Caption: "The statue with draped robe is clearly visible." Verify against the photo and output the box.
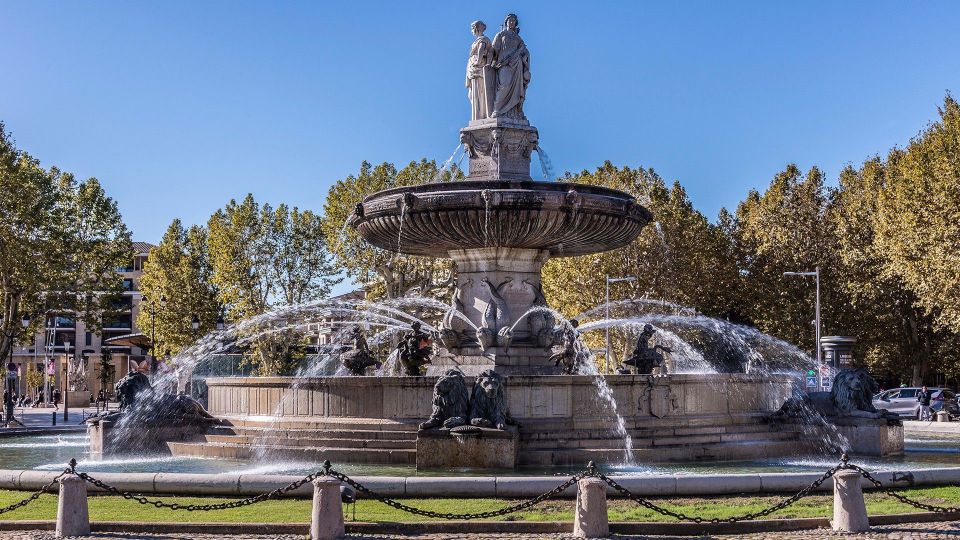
[490,14,530,120]
[466,20,495,121]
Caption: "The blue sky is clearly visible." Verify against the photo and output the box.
[4,1,960,292]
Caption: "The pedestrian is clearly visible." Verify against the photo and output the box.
[917,386,933,421]
[52,388,61,410]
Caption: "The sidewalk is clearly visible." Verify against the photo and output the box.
[1,404,102,434]
[905,419,960,435]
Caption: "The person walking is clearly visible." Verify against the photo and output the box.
[917,386,933,421]
[52,388,61,410]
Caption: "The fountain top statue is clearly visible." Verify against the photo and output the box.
[468,13,530,122]
[349,15,652,374]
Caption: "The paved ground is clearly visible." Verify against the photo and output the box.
[2,521,960,539]
[2,404,101,429]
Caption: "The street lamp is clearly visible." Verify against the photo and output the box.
[215,313,225,331]
[191,315,200,332]
[605,275,637,374]
[783,267,821,366]
[141,295,166,375]
[63,340,71,422]
[2,313,30,427]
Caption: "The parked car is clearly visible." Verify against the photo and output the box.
[872,387,959,419]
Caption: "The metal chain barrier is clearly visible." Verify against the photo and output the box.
[842,458,960,515]
[594,461,844,523]
[324,461,590,520]
[0,469,69,515]
[68,458,324,511]
[6,454,957,521]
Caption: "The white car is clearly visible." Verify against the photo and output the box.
[872,387,958,419]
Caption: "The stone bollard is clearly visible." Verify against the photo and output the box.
[832,469,870,533]
[310,478,345,540]
[573,477,609,538]
[56,475,90,537]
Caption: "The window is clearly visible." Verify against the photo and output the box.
[122,279,134,291]
[885,390,900,400]
[899,389,918,398]
[85,332,92,346]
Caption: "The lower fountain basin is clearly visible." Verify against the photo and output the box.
[182,374,827,466]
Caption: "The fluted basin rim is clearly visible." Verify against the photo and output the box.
[348,180,653,258]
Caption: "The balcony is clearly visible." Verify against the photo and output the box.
[102,315,132,330]
[45,316,76,329]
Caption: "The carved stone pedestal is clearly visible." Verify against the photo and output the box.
[416,426,519,470]
[460,117,539,181]
[88,419,209,458]
[828,417,904,457]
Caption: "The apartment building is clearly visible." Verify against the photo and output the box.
[9,242,155,403]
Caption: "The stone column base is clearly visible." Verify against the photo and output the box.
[416,426,518,470]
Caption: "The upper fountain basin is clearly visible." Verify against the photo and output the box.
[349,180,653,258]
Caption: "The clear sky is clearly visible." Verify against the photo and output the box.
[4,1,960,294]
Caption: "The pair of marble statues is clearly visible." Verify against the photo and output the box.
[466,13,531,121]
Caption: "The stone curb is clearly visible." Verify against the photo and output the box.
[4,467,960,497]
[0,512,958,535]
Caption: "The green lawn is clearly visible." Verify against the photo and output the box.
[0,487,958,523]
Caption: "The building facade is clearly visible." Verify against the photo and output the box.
[9,242,155,404]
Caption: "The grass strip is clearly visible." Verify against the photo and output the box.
[0,486,959,523]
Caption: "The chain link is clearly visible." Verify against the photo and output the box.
[0,469,68,515]
[326,468,589,520]
[36,455,960,521]
[843,463,960,514]
[70,459,323,511]
[594,463,843,523]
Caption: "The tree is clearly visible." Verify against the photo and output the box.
[874,96,960,334]
[729,164,845,353]
[207,195,342,375]
[0,123,131,362]
[540,163,739,362]
[321,160,461,299]
[542,163,737,318]
[831,160,942,385]
[137,220,220,357]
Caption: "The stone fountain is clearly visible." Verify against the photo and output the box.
[348,15,650,376]
[155,14,903,469]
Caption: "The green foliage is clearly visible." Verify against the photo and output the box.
[541,163,738,360]
[321,160,461,299]
[23,368,43,394]
[874,95,960,334]
[0,123,131,361]
[137,220,220,357]
[206,194,341,375]
[729,164,844,352]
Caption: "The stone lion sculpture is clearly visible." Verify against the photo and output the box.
[91,371,218,426]
[469,369,510,430]
[775,367,898,420]
[419,369,470,429]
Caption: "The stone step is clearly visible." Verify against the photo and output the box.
[520,422,796,442]
[167,441,416,465]
[220,417,420,432]
[203,434,416,449]
[518,439,810,466]
[213,426,418,441]
[520,429,799,450]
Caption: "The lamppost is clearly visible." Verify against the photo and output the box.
[141,295,166,375]
[605,275,637,374]
[215,313,225,331]
[62,340,71,422]
[783,267,822,366]
[2,313,30,427]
